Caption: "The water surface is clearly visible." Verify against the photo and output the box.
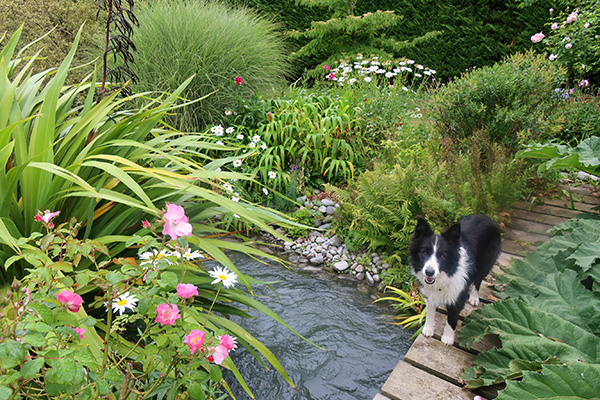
[220,252,414,400]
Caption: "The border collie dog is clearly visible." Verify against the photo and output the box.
[410,214,501,346]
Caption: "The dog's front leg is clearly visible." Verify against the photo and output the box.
[422,296,436,337]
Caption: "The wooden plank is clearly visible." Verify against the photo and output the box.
[503,228,548,245]
[512,200,584,219]
[505,218,553,236]
[501,238,537,257]
[381,361,475,400]
[541,197,599,214]
[509,208,568,226]
[497,251,522,268]
[431,311,500,354]
[373,394,391,400]
[405,335,476,386]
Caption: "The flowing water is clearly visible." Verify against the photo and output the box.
[219,252,414,400]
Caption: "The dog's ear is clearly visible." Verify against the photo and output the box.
[414,218,434,237]
[441,222,461,243]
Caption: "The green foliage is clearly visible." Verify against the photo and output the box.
[375,285,425,331]
[459,215,600,396]
[429,51,568,152]
[284,207,320,239]
[0,1,104,84]
[556,90,600,144]
[132,0,289,130]
[517,135,600,176]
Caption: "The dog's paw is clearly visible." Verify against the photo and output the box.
[441,331,455,346]
[468,293,480,307]
[422,325,435,337]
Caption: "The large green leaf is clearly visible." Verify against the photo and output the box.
[497,362,600,400]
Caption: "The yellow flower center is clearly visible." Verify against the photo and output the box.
[117,299,127,306]
[219,275,228,280]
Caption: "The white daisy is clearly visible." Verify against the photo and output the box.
[139,249,175,267]
[211,125,224,136]
[224,110,232,116]
[249,142,256,148]
[236,134,244,140]
[364,77,372,83]
[216,140,224,146]
[178,248,204,260]
[262,188,269,196]
[268,171,277,179]
[226,127,235,134]
[209,266,238,288]
[252,135,261,143]
[231,196,240,202]
[223,183,233,192]
[112,292,138,315]
[260,143,267,150]
[233,159,243,168]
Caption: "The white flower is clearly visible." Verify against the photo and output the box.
[209,266,238,288]
[385,72,395,78]
[231,196,240,202]
[223,183,233,192]
[236,134,244,140]
[402,86,409,91]
[249,142,256,148]
[364,77,372,83]
[233,159,243,168]
[211,125,224,136]
[139,249,175,267]
[268,171,277,179]
[252,135,261,143]
[262,188,269,196]
[348,78,357,85]
[181,249,204,260]
[260,143,267,150]
[216,140,224,146]
[224,110,232,116]
[226,127,235,134]
[111,292,138,315]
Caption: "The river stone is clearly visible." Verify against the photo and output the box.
[355,265,364,273]
[373,274,381,283]
[323,215,335,223]
[318,205,327,214]
[315,236,326,244]
[326,206,337,215]
[288,255,300,263]
[319,223,331,230]
[322,198,335,207]
[332,260,350,272]
[326,235,341,247]
[356,272,365,281]
[310,254,324,265]
[366,273,375,286]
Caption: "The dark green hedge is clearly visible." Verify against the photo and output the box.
[227,0,555,81]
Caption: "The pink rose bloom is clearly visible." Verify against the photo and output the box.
[530,32,545,43]
[234,76,244,86]
[55,290,83,312]
[212,345,229,365]
[549,54,557,61]
[155,303,181,326]
[219,334,237,351]
[184,329,206,354]
[162,203,193,240]
[565,42,573,49]
[74,327,86,340]
[177,283,199,299]
[584,22,590,28]
[551,23,559,30]
[566,11,578,23]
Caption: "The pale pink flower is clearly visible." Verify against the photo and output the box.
[584,22,590,28]
[579,79,589,87]
[177,283,199,299]
[24,288,30,306]
[551,23,559,30]
[212,345,229,365]
[530,32,545,43]
[55,290,83,313]
[73,327,86,340]
[565,43,573,49]
[36,210,60,224]
[142,220,151,229]
[566,11,578,24]
[184,329,206,354]
[549,54,558,61]
[162,203,193,240]
[234,76,244,86]
[155,303,181,326]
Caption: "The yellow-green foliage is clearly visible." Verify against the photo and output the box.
[0,0,105,83]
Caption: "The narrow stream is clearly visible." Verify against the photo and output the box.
[219,252,414,400]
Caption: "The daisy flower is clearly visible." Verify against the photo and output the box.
[139,249,175,267]
[231,196,240,202]
[268,171,277,179]
[215,141,224,146]
[211,125,224,136]
[249,142,256,148]
[226,127,235,134]
[179,249,205,260]
[209,266,238,288]
[252,135,261,143]
[262,188,269,196]
[112,292,138,315]
[233,159,243,168]
[364,77,372,83]
[224,110,232,116]
[260,143,267,150]
[223,183,233,192]
[236,134,244,140]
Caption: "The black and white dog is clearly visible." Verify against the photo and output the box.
[409,214,501,345]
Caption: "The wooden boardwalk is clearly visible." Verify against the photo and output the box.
[374,182,600,400]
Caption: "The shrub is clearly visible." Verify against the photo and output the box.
[428,51,568,152]
[132,0,289,130]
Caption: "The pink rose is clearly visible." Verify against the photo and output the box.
[212,345,229,365]
[155,304,181,326]
[219,334,237,351]
[549,54,557,61]
[234,76,244,86]
[551,23,559,30]
[530,32,545,43]
[55,290,83,313]
[162,203,193,240]
[566,11,578,23]
[184,329,206,354]
[565,43,573,49]
[584,22,590,28]
[177,283,199,299]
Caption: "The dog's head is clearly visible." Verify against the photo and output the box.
[409,218,461,285]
